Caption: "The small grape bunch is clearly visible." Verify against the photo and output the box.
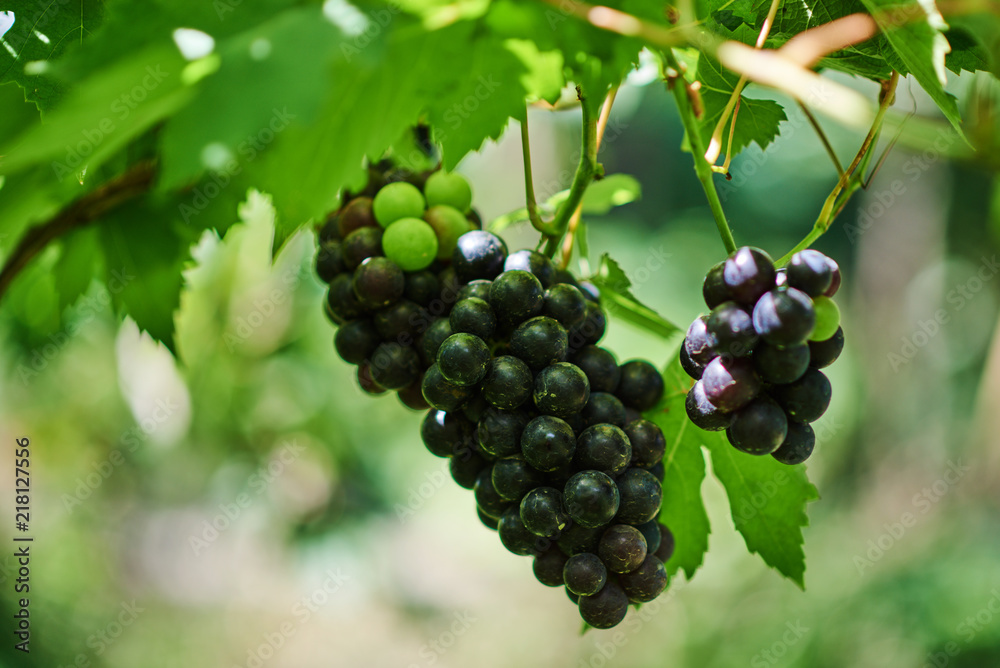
[682,247,844,465]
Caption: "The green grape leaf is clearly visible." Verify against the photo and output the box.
[52,228,102,312]
[647,358,711,582]
[944,25,994,75]
[589,254,680,339]
[503,38,565,104]
[0,0,106,110]
[704,420,819,588]
[97,196,196,352]
[857,0,965,137]
[580,174,641,214]
[675,49,787,160]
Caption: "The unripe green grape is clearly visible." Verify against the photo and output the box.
[373,182,425,227]
[424,205,473,260]
[424,171,473,212]
[382,217,438,271]
[809,296,841,341]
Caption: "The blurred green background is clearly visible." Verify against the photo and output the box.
[2,68,1000,668]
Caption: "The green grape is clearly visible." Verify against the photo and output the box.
[424,171,473,212]
[382,217,438,271]
[423,205,473,260]
[809,296,841,341]
[373,182,426,227]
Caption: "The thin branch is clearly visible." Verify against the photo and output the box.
[776,71,899,265]
[0,161,157,300]
[800,102,845,178]
[665,51,737,255]
[560,86,618,269]
[521,110,550,234]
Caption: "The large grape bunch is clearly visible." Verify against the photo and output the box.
[682,246,844,463]
[316,162,674,629]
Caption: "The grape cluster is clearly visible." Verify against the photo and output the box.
[682,247,844,464]
[317,164,674,629]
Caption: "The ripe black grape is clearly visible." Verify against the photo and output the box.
[316,241,345,283]
[403,270,441,307]
[752,340,810,384]
[615,468,662,525]
[654,525,675,562]
[771,420,816,465]
[582,392,627,428]
[419,318,452,365]
[557,522,603,556]
[615,360,665,411]
[374,299,424,341]
[342,226,384,269]
[498,506,541,556]
[398,378,430,411]
[619,555,668,603]
[726,396,788,455]
[578,580,629,629]
[685,380,735,432]
[492,456,546,502]
[752,288,816,346]
[334,319,379,364]
[568,301,607,348]
[354,256,405,308]
[456,279,492,302]
[574,424,632,476]
[489,270,544,326]
[520,486,570,537]
[338,196,377,237]
[679,341,706,380]
[481,356,532,410]
[533,547,568,587]
[534,362,591,418]
[450,450,489,489]
[564,470,620,529]
[787,249,834,297]
[437,333,491,386]
[624,419,666,469]
[504,249,556,288]
[452,230,508,282]
[369,342,420,390]
[636,519,662,554]
[326,274,367,323]
[598,524,647,573]
[521,415,576,472]
[474,467,510,519]
[420,409,473,458]
[450,297,496,340]
[510,316,568,371]
[543,283,587,329]
[707,301,758,357]
[702,260,729,308]
[808,326,844,368]
[684,316,718,367]
[421,363,474,412]
[723,246,776,306]
[701,356,760,412]
[477,408,529,459]
[563,553,607,596]
[770,368,831,423]
[571,345,621,393]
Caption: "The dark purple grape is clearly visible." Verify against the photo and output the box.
[457,279,492,302]
[374,299,425,341]
[356,361,386,395]
[707,301,758,357]
[636,519,662,554]
[334,319,379,364]
[450,297,496,340]
[521,416,576,472]
[564,470,620,529]
[726,396,788,455]
[752,341,810,384]
[703,260,730,309]
[490,270,544,326]
[654,525,675,562]
[498,506,541,556]
[481,356,532,410]
[615,468,662,525]
[684,316,718,366]
[520,486,570,537]
[567,301,607,348]
[771,421,816,465]
[478,507,499,530]
[769,368,831,423]
[824,257,842,297]
[504,249,556,288]
[543,283,587,329]
[808,326,844,368]
[421,409,474,458]
[578,580,628,629]
[338,196,377,237]
[533,547,568,587]
[326,274,367,323]
[563,553,607,596]
[787,249,833,297]
[369,342,420,390]
[492,456,546,502]
[557,522,603,556]
[316,241,345,283]
[353,257,404,308]
[398,378,430,411]
[452,230,508,282]
[679,343,706,380]
[571,346,621,393]
[615,360,664,411]
[404,271,441,307]
[685,380,735,431]
[752,288,816,346]
[534,362,591,418]
[437,333,490,386]
[723,246,777,306]
[574,424,632,476]
[342,226,384,269]
[598,524,647,573]
[582,392,627,428]
[619,555,667,603]
[624,419,665,468]
[474,467,510,519]
[421,363,474,412]
[477,408,529,459]
[419,318,452,366]
[701,356,760,412]
[319,211,341,243]
[775,267,788,287]
[510,316,568,371]
[450,450,488,489]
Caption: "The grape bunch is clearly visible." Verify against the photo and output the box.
[316,163,675,629]
[682,247,844,464]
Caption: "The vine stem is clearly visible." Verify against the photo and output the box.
[800,102,845,178]
[520,110,553,235]
[541,87,600,258]
[559,86,618,270]
[776,71,899,265]
[0,160,157,300]
[664,50,737,255]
